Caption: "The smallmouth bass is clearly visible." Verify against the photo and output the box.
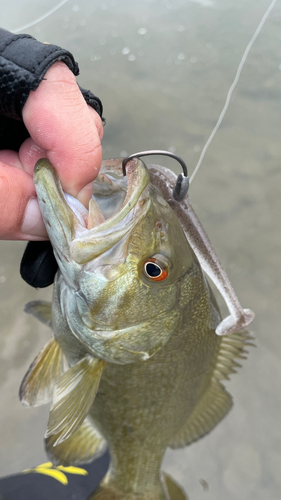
[20,157,253,500]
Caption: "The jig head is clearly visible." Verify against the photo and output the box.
[122,150,189,202]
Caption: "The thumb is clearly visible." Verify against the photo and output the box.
[0,161,47,240]
[20,62,103,199]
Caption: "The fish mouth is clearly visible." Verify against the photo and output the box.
[34,157,150,267]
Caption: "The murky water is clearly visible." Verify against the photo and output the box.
[1,0,281,498]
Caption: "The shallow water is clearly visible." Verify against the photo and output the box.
[1,1,281,499]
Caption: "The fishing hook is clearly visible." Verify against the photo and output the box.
[122,150,189,202]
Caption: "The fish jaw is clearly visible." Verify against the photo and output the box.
[34,159,80,284]
[34,158,150,278]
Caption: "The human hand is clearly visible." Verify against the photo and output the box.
[0,61,103,240]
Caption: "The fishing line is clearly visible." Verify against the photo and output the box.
[12,0,69,33]
[190,0,278,184]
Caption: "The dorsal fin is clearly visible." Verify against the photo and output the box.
[45,416,106,466]
[20,337,64,407]
[169,331,254,448]
[45,356,106,445]
[24,300,52,328]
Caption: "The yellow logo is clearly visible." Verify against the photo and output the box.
[24,461,88,485]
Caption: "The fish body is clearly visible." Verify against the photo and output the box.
[20,158,252,500]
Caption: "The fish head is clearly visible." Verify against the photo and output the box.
[34,158,196,364]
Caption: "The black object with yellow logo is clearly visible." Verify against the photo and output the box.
[0,452,109,500]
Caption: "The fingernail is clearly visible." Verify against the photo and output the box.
[77,181,94,208]
[21,198,48,238]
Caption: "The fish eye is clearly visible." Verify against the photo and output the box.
[143,257,169,282]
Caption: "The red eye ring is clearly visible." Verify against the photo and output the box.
[143,258,169,281]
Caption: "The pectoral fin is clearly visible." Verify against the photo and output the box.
[20,337,64,407]
[45,356,106,445]
[45,416,106,466]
